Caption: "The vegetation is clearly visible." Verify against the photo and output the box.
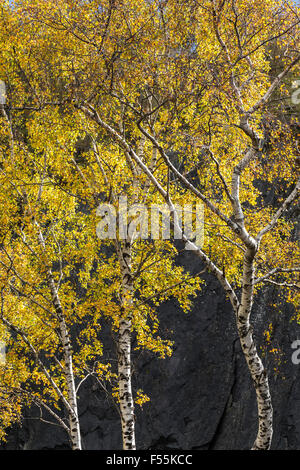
[0,0,299,450]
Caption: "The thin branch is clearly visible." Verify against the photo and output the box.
[256,180,300,240]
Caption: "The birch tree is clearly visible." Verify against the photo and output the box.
[0,6,202,449]
[0,101,113,449]
[2,0,300,450]
[82,0,299,450]
[37,0,300,450]
[22,105,202,449]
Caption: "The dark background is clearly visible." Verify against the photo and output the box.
[2,246,300,451]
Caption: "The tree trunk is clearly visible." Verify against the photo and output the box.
[46,271,82,450]
[237,247,273,450]
[36,227,82,450]
[118,240,136,450]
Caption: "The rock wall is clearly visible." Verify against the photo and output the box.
[2,251,300,450]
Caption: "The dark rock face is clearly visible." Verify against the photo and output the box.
[2,252,300,450]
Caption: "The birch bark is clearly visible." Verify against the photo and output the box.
[46,269,82,450]
[36,227,82,450]
[237,247,273,450]
[117,239,136,450]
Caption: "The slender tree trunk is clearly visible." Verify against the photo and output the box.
[118,239,136,450]
[35,226,82,449]
[46,271,82,450]
[237,247,273,450]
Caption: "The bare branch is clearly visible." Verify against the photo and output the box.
[254,267,300,285]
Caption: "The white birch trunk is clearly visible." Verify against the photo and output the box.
[46,271,82,450]
[35,226,82,449]
[118,240,136,450]
[237,247,273,450]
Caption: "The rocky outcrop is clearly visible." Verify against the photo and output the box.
[2,251,300,450]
